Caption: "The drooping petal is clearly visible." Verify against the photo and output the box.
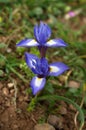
[34,22,51,45]
[32,58,49,76]
[49,62,69,76]
[30,76,46,95]
[25,53,49,75]
[25,52,38,70]
[16,39,39,47]
[45,39,68,47]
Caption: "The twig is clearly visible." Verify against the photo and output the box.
[12,79,17,109]
[31,114,37,124]
[74,94,85,130]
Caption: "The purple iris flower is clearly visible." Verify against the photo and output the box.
[16,22,68,57]
[25,52,69,95]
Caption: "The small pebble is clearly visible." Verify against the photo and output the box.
[12,124,18,129]
[47,115,63,129]
[7,83,14,89]
[59,106,67,115]
[68,80,80,88]
[34,123,55,130]
[10,89,15,94]
[2,87,9,96]
[7,48,12,53]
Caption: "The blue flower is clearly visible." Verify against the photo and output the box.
[34,22,51,44]
[16,22,67,57]
[25,52,69,95]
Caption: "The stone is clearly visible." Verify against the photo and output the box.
[59,106,67,115]
[10,89,15,94]
[2,87,9,96]
[47,115,63,129]
[34,123,55,130]
[7,83,14,89]
[7,48,12,53]
[68,80,80,88]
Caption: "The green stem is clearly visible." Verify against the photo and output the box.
[38,95,84,130]
[27,95,38,112]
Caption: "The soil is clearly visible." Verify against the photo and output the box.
[0,81,45,130]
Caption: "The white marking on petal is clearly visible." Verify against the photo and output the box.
[35,77,43,87]
[32,59,36,63]
[31,76,46,95]
[50,66,59,73]
[47,40,55,46]
[30,61,35,69]
[29,60,36,69]
[27,39,38,45]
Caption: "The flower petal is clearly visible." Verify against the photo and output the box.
[34,22,51,44]
[49,62,69,76]
[45,39,68,47]
[16,39,39,47]
[25,52,38,70]
[30,76,46,95]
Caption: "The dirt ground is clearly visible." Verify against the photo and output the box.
[0,80,45,130]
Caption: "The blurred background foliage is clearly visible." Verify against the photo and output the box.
[0,0,86,99]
